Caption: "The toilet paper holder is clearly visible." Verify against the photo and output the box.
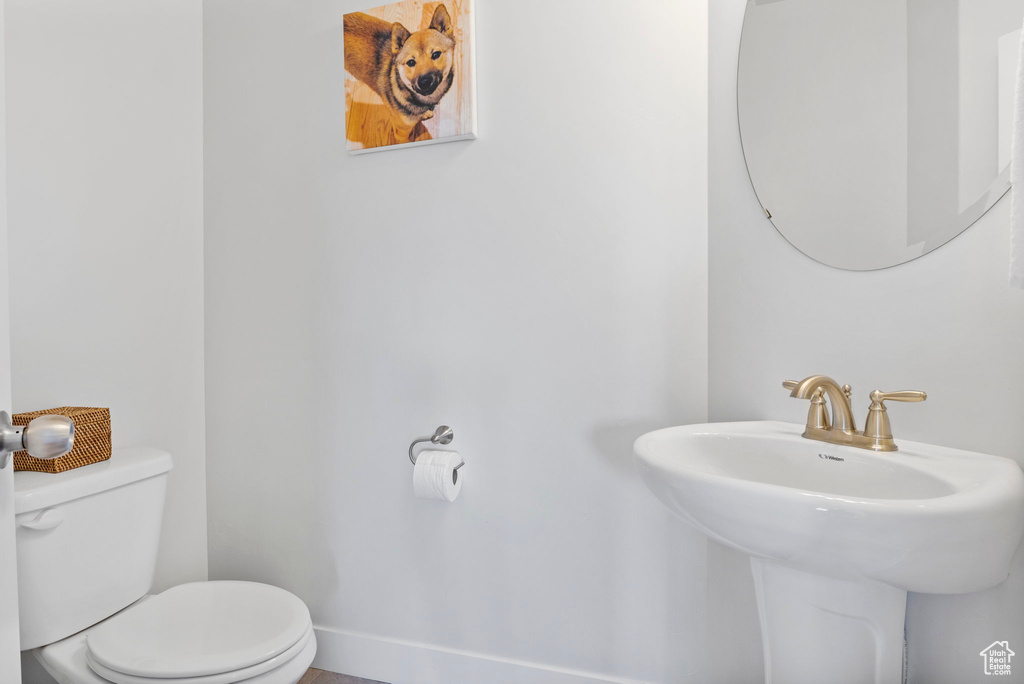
[409,425,464,470]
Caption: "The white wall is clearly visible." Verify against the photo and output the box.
[203,1,710,682]
[710,2,1024,683]
[5,0,207,593]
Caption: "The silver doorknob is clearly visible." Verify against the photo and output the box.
[0,410,75,468]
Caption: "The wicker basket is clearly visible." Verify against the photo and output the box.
[12,407,111,473]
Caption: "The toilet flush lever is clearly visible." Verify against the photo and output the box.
[19,508,65,531]
[0,410,75,470]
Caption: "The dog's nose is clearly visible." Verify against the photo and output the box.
[417,72,440,95]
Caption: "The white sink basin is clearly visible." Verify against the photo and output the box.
[634,421,1024,684]
[634,420,1024,593]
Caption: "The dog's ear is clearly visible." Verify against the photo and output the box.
[391,22,411,52]
[429,4,453,37]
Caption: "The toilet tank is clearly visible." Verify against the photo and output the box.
[13,447,173,650]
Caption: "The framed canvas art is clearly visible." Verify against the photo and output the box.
[343,0,476,154]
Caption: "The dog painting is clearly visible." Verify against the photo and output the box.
[344,0,476,154]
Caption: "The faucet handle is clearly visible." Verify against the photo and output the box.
[863,389,927,449]
[870,390,926,404]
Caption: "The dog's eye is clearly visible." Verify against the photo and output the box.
[432,50,442,60]
[406,58,416,67]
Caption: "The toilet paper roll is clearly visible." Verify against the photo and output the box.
[413,449,463,502]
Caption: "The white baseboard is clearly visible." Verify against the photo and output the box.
[310,626,658,684]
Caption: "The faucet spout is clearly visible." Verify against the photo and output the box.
[789,375,856,433]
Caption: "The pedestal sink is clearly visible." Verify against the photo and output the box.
[634,421,1024,684]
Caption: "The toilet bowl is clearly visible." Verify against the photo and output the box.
[14,448,316,684]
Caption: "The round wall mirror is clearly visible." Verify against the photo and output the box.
[738,0,1023,271]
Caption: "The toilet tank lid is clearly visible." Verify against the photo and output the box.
[14,447,173,515]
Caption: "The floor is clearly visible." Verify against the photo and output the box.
[299,668,388,684]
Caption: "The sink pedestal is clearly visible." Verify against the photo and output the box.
[751,559,906,684]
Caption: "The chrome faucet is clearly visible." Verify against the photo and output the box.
[784,375,926,452]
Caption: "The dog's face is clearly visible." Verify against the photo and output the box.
[390,5,456,104]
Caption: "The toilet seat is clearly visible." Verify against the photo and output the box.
[84,581,313,682]
[85,624,315,684]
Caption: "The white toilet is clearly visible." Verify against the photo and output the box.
[14,447,316,684]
